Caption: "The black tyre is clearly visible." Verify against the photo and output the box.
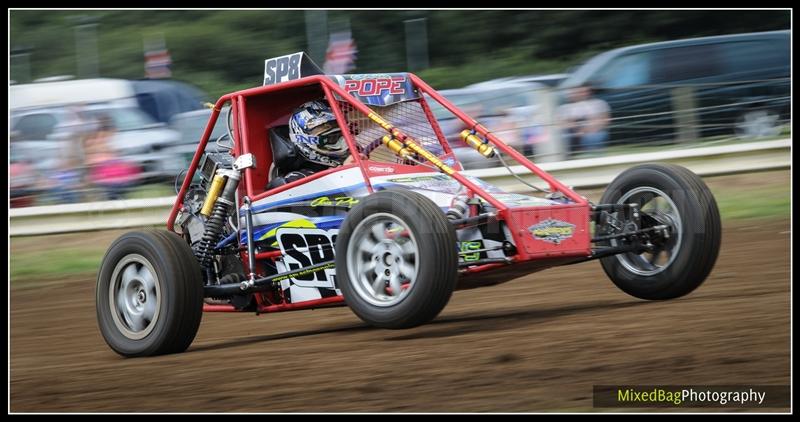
[599,164,721,300]
[336,189,458,328]
[96,230,204,357]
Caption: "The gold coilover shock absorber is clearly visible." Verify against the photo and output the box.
[459,130,496,158]
[195,169,240,272]
[381,135,413,159]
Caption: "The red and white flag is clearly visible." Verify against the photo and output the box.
[145,49,172,79]
[323,31,357,74]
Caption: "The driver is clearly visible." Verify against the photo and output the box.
[283,99,353,184]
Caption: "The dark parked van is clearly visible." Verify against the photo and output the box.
[132,79,208,123]
[559,30,790,144]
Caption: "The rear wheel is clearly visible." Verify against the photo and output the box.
[336,189,458,328]
[96,230,203,357]
[599,164,721,300]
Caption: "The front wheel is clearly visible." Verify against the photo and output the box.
[96,230,203,357]
[336,189,459,329]
[599,164,721,300]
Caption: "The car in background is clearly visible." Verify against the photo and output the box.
[10,104,184,182]
[10,78,140,110]
[132,79,208,123]
[165,107,231,172]
[469,73,568,89]
[11,77,208,124]
[427,80,553,169]
[559,30,790,145]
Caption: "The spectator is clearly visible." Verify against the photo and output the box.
[495,108,522,154]
[83,114,141,200]
[47,105,92,204]
[10,146,38,208]
[508,105,546,158]
[557,85,610,158]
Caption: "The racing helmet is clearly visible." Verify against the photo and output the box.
[288,100,349,167]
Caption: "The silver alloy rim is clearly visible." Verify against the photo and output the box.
[109,254,161,340]
[614,187,682,277]
[346,213,419,307]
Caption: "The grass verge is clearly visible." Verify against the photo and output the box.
[9,171,789,282]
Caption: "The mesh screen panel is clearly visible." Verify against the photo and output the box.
[337,100,444,164]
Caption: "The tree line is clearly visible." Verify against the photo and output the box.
[10,10,789,98]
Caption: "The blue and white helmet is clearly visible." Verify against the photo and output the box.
[289,100,349,167]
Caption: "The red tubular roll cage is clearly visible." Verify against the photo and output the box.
[167,73,587,233]
[168,73,591,313]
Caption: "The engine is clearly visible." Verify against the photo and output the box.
[175,152,242,285]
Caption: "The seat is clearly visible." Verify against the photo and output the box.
[269,125,303,174]
[267,125,325,190]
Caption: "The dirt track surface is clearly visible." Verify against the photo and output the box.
[10,171,791,412]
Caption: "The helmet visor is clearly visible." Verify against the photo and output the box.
[319,133,347,155]
[307,121,338,137]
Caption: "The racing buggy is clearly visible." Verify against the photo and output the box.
[97,53,721,357]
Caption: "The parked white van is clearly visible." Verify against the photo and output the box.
[10,78,187,183]
[10,78,139,110]
[10,77,207,122]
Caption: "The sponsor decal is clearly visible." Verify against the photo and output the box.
[528,219,575,244]
[264,52,302,85]
[368,165,396,174]
[263,52,323,85]
[342,75,406,97]
[330,73,417,105]
[257,218,317,245]
[272,262,336,283]
[386,174,462,194]
[277,228,338,289]
[494,193,558,207]
[459,240,484,262]
[310,196,360,207]
[388,175,449,183]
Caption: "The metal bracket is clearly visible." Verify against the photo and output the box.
[217,168,241,181]
[234,153,256,170]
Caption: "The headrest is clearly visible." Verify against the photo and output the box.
[269,125,303,172]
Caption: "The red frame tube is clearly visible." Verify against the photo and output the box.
[255,250,282,260]
[167,95,232,231]
[251,163,359,203]
[236,95,256,199]
[256,295,345,313]
[321,82,375,194]
[201,296,346,313]
[461,262,508,275]
[417,93,456,158]
[408,73,587,205]
[203,304,240,312]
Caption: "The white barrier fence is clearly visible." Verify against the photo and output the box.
[9,139,790,236]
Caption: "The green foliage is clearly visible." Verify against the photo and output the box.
[11,10,790,97]
[10,247,106,281]
[124,183,176,199]
[715,183,789,221]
